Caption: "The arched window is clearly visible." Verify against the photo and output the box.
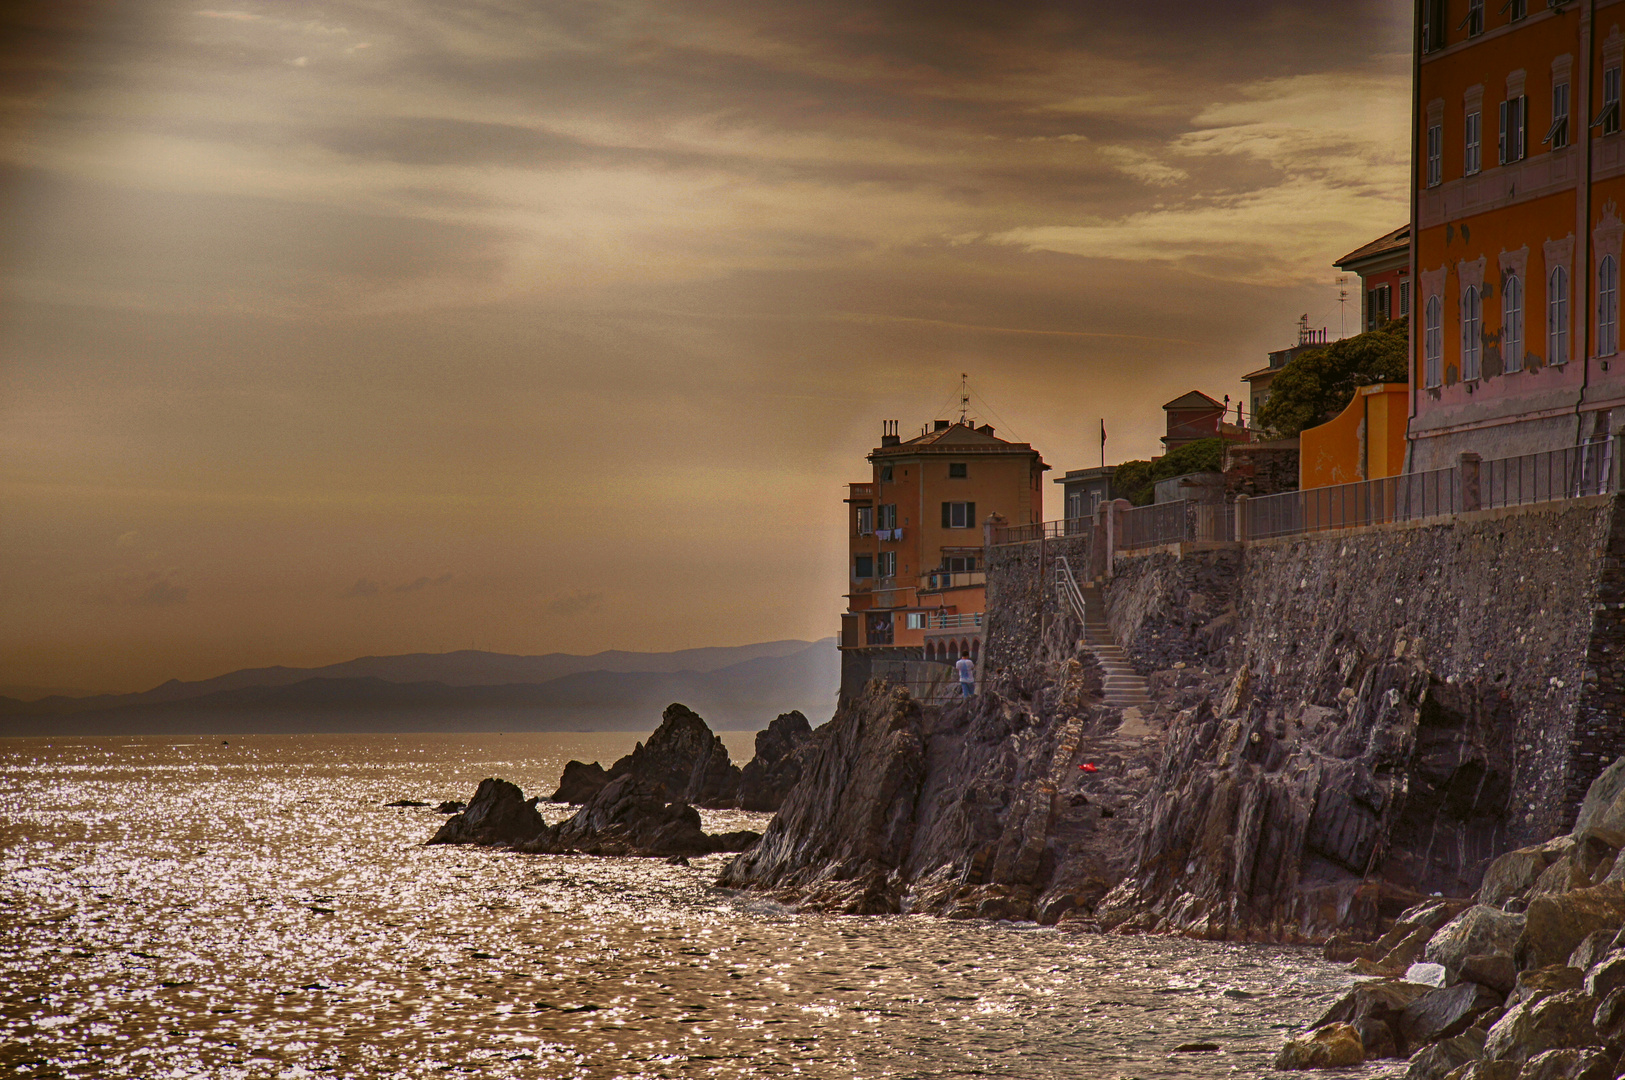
[1550,266,1570,366]
[1425,294,1444,388]
[1503,273,1523,372]
[1600,255,1619,357]
[1462,285,1482,381]
[970,638,980,660]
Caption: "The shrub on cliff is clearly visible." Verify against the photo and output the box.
[1255,317,1408,438]
[1114,438,1226,506]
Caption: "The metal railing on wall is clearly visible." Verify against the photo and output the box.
[988,437,1621,550]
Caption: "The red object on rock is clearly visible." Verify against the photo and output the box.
[1079,763,1098,773]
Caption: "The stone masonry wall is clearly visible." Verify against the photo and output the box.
[983,532,1092,679]
[1105,547,1243,674]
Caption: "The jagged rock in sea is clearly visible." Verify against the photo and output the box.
[521,774,758,858]
[736,710,814,812]
[428,773,757,858]
[549,760,609,804]
[604,703,742,809]
[428,778,547,846]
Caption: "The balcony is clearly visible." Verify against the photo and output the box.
[847,483,875,503]
[909,611,985,631]
[920,570,985,591]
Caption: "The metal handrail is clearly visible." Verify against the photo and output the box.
[1053,556,1087,626]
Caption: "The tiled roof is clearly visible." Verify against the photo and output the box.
[1163,390,1225,411]
[1335,225,1410,268]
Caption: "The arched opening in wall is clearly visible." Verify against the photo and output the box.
[971,638,980,660]
[926,641,938,662]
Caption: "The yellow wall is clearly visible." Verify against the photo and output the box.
[1300,383,1410,489]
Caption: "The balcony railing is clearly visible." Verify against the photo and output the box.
[921,570,985,591]
[848,483,875,501]
[910,611,985,631]
[991,516,1094,545]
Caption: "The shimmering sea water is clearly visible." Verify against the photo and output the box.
[1,733,1384,1079]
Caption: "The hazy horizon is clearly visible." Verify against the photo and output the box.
[1,0,1411,692]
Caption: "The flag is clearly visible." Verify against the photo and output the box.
[1100,418,1106,446]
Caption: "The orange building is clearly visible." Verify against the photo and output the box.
[840,419,1047,664]
[1299,383,1411,488]
[1412,0,1625,468]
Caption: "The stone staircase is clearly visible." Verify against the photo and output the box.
[1078,585,1150,710]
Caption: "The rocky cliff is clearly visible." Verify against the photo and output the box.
[722,494,1625,944]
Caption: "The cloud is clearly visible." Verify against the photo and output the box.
[545,589,603,616]
[342,578,381,598]
[396,572,453,593]
[97,569,188,607]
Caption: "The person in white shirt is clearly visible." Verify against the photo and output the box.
[955,652,975,698]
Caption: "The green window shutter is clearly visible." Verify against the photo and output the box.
[941,503,951,528]
[967,502,976,526]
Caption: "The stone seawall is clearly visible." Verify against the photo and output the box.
[1231,497,1616,844]
[1097,494,1625,940]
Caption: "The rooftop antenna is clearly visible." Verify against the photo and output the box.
[1336,275,1349,338]
[959,373,970,425]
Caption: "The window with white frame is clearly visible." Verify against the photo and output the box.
[878,503,897,530]
[1065,490,1082,520]
[1367,285,1392,331]
[1600,255,1619,357]
[1427,123,1443,187]
[1602,66,1622,136]
[1503,273,1524,372]
[1499,96,1527,164]
[1462,285,1482,381]
[941,501,976,528]
[906,612,926,630]
[1549,266,1570,366]
[1509,0,1526,20]
[878,551,897,578]
[1422,0,1445,51]
[1467,0,1484,36]
[1425,295,1444,388]
[1465,110,1482,174]
[1548,82,1570,149]
[856,506,873,535]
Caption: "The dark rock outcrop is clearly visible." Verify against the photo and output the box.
[736,710,814,811]
[428,778,547,846]
[520,774,758,858]
[549,760,608,804]
[428,774,756,858]
[606,703,741,808]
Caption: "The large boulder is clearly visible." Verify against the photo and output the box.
[1517,884,1625,970]
[427,778,547,846]
[1517,1047,1613,1080]
[1404,1031,1486,1080]
[1275,1023,1364,1070]
[1568,930,1621,973]
[736,711,815,812]
[549,760,608,804]
[1484,991,1598,1064]
[1400,981,1506,1050]
[1574,757,1625,837]
[1424,906,1526,982]
[1509,966,1584,1009]
[1480,843,1569,907]
[1315,979,1433,1031]
[1584,954,1625,1001]
[607,703,741,808]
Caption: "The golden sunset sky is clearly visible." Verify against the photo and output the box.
[0,1,1412,694]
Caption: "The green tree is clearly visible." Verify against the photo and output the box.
[1113,437,1227,506]
[1255,318,1408,438]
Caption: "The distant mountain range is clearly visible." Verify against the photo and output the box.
[0,639,838,736]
